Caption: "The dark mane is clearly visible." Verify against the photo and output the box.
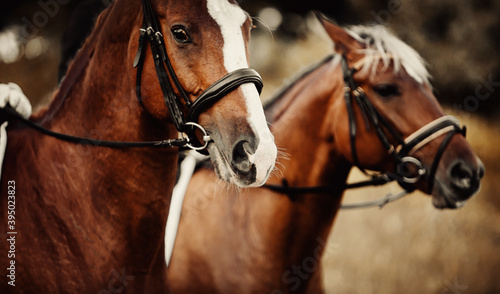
[58,0,112,81]
[38,2,114,124]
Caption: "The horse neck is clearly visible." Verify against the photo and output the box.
[46,0,141,130]
[262,56,353,267]
[44,0,179,175]
[31,0,177,266]
[268,56,350,190]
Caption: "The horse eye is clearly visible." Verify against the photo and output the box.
[374,84,400,98]
[171,27,191,43]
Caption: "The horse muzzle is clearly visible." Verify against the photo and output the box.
[207,125,276,188]
[431,157,485,209]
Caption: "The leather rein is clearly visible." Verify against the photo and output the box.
[1,0,263,152]
[263,54,466,209]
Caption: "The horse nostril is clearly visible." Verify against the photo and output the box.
[232,140,254,173]
[449,160,473,191]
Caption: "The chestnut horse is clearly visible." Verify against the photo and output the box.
[167,15,484,293]
[0,0,277,292]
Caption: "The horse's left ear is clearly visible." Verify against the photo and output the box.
[314,11,362,54]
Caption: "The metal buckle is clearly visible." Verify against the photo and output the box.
[397,156,426,184]
[182,122,212,151]
[352,87,364,97]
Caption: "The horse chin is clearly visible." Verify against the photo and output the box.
[430,181,472,209]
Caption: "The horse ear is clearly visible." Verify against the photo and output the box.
[314,11,362,54]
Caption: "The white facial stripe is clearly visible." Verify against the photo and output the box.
[207,0,277,185]
[206,0,248,71]
[206,0,269,132]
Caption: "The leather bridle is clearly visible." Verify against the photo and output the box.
[133,0,264,150]
[263,54,466,208]
[1,0,263,152]
[340,54,466,193]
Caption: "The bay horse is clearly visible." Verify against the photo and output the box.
[166,15,485,293]
[0,0,277,292]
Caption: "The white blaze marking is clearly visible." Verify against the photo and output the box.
[206,0,248,71]
[207,0,276,185]
[206,0,268,131]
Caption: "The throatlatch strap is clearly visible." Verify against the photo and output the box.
[137,0,188,132]
[341,56,361,170]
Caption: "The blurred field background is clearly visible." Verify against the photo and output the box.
[1,0,499,293]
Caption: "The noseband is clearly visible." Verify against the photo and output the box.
[340,54,466,193]
[133,0,263,150]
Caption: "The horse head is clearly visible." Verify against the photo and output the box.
[134,0,276,187]
[317,15,484,208]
